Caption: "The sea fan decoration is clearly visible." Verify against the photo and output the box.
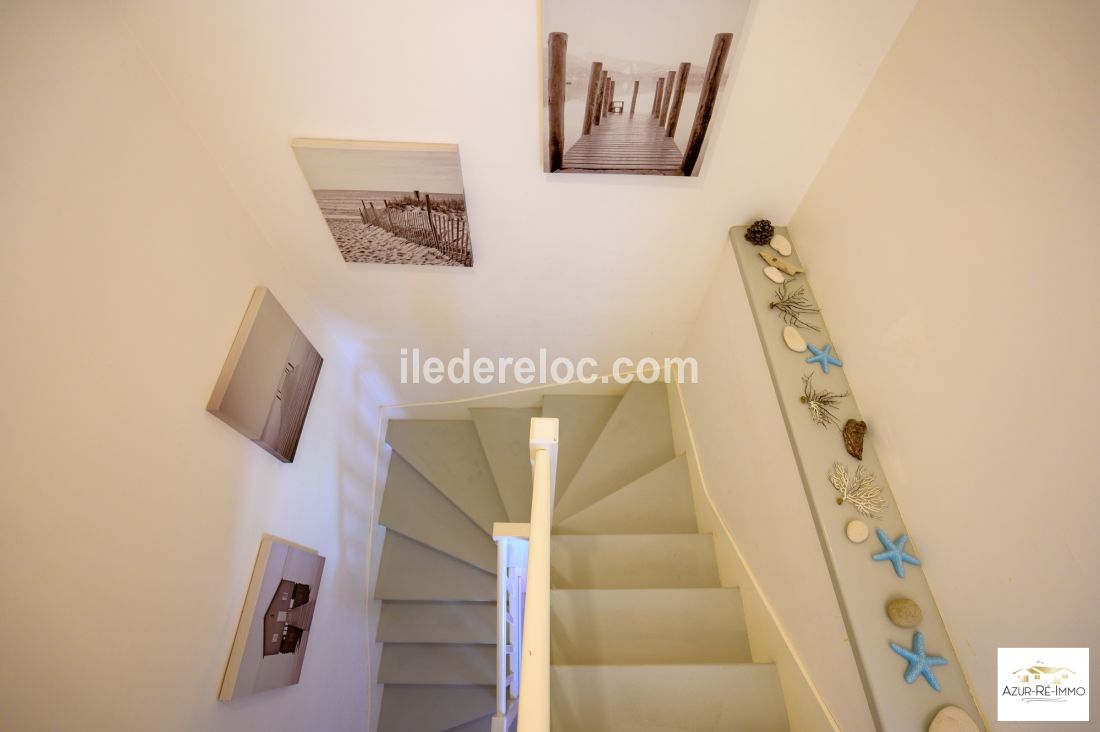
[800,372,847,428]
[769,281,820,331]
[829,462,887,519]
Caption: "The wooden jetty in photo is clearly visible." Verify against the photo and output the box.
[547,32,733,176]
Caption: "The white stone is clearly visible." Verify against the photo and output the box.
[929,705,979,732]
[769,234,792,256]
[763,266,786,284]
[846,519,869,543]
[782,325,807,352]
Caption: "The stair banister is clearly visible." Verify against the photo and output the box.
[491,522,529,732]
[518,417,559,732]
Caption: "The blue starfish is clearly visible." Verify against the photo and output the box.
[872,527,921,578]
[890,631,948,691]
[805,343,843,373]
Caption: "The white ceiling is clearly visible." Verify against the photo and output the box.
[112,0,915,405]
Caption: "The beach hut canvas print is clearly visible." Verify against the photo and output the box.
[293,139,473,267]
[220,537,326,700]
[207,287,323,463]
[541,0,750,176]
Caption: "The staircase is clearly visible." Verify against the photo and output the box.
[374,382,790,732]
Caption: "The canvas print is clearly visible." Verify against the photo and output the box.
[293,139,473,267]
[207,286,323,463]
[220,537,326,700]
[541,0,750,176]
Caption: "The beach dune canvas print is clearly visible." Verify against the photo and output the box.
[220,537,326,700]
[293,139,473,267]
[542,0,750,176]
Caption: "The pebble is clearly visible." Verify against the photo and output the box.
[846,519,869,543]
[770,234,792,256]
[783,325,807,352]
[929,705,979,732]
[887,597,923,628]
[763,266,786,284]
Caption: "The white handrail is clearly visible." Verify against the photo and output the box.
[491,523,530,732]
[517,417,558,732]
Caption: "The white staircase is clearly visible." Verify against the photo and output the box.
[374,383,790,731]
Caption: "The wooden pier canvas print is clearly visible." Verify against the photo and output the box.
[542,0,750,176]
[293,139,473,267]
[207,287,323,463]
[219,537,326,700]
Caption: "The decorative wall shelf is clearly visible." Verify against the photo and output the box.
[730,226,984,732]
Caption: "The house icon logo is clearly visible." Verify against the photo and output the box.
[998,648,1089,722]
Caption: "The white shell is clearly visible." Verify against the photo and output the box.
[929,706,979,732]
[769,234,792,256]
[846,519,869,543]
[782,325,807,353]
[763,266,786,284]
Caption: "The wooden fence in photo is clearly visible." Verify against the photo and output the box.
[359,195,472,266]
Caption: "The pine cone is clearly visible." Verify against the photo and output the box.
[745,219,774,246]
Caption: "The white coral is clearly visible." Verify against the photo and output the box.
[829,462,887,519]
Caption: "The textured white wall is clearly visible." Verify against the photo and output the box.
[0,3,378,730]
[790,0,1100,726]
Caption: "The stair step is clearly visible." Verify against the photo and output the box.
[550,588,750,664]
[445,714,494,732]
[550,664,789,732]
[386,420,508,534]
[375,532,495,602]
[554,383,674,521]
[378,602,495,644]
[541,394,620,498]
[380,454,496,572]
[470,407,540,523]
[377,684,494,731]
[554,454,696,535]
[551,534,718,589]
[379,643,496,685]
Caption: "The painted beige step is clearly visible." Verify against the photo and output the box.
[554,455,696,535]
[380,454,496,572]
[551,664,789,732]
[553,383,674,521]
[378,602,495,644]
[470,407,540,522]
[550,534,718,589]
[375,532,495,602]
[386,420,508,534]
[377,684,494,731]
[379,643,496,685]
[445,714,494,732]
[550,588,750,664]
[541,394,620,499]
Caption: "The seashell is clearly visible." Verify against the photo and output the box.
[782,325,807,352]
[759,251,804,276]
[769,234,792,256]
[887,597,923,628]
[929,705,979,732]
[763,266,786,284]
[843,419,867,460]
[846,519,869,543]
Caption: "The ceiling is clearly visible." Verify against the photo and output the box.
[111,0,915,405]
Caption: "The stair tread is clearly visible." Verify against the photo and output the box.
[379,643,496,685]
[551,533,718,589]
[554,454,696,535]
[551,664,789,732]
[378,601,496,644]
[551,587,750,664]
[470,407,540,523]
[386,419,508,534]
[378,684,494,732]
[444,714,494,732]
[554,383,674,521]
[380,454,496,572]
[375,532,495,602]
[541,394,621,500]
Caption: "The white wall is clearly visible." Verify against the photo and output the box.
[109,0,916,405]
[677,248,876,731]
[0,3,379,730]
[789,0,1100,726]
